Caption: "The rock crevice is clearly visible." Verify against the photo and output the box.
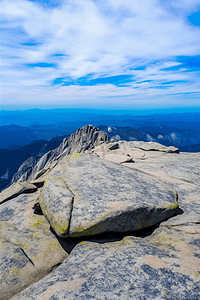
[39,153,179,238]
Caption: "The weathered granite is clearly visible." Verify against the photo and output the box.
[93,141,200,221]
[129,141,179,153]
[0,182,37,204]
[10,156,38,184]
[1,137,200,299]
[11,224,200,300]
[0,191,77,300]
[39,153,178,237]
[11,125,108,185]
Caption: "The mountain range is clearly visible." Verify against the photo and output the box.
[0,112,200,192]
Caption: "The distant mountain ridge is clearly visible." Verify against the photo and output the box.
[0,124,76,149]
[0,125,108,192]
[1,109,200,128]
[1,121,200,192]
[0,135,70,192]
[1,117,200,150]
[98,125,200,148]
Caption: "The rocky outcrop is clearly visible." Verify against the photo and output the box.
[10,156,38,184]
[127,141,179,153]
[11,225,200,300]
[40,153,178,237]
[0,126,200,299]
[0,136,70,192]
[0,182,37,204]
[0,190,78,300]
[11,125,108,185]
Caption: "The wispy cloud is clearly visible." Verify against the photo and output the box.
[1,0,200,109]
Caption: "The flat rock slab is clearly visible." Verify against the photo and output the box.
[0,191,77,300]
[40,153,178,237]
[0,182,37,204]
[130,141,179,153]
[11,225,200,300]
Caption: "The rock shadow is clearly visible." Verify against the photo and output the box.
[50,208,184,255]
[50,223,160,255]
[50,227,81,254]
[32,202,43,215]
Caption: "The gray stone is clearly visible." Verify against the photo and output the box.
[108,142,119,150]
[11,125,108,184]
[94,141,200,223]
[0,182,37,204]
[0,191,77,300]
[129,141,179,153]
[2,138,200,299]
[40,153,178,237]
[10,156,38,184]
[11,224,200,300]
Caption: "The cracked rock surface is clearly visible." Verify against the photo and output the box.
[11,224,200,300]
[0,182,37,204]
[39,153,178,237]
[10,125,108,184]
[0,190,77,300]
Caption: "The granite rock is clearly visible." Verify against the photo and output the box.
[0,191,77,300]
[129,141,179,153]
[0,182,37,204]
[11,125,108,184]
[93,141,200,222]
[40,153,178,237]
[11,224,200,300]
[1,134,199,300]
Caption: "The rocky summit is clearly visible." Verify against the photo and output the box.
[0,125,199,300]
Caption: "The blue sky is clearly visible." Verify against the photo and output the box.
[1,0,200,111]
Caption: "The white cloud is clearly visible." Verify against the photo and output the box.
[1,0,200,108]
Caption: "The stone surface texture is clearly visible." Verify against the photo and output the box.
[11,125,108,184]
[129,141,179,153]
[39,153,178,237]
[0,182,37,204]
[0,190,77,300]
[93,140,200,220]
[0,126,200,300]
[11,225,200,300]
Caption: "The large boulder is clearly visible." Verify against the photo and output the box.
[93,141,200,219]
[39,153,178,238]
[11,223,200,300]
[0,190,77,300]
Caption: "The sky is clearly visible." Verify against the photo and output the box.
[1,0,200,111]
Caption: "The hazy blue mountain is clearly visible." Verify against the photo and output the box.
[1,109,200,129]
[1,111,200,191]
[1,121,200,192]
[0,124,76,149]
[179,144,200,152]
[97,125,156,143]
[138,126,200,147]
[98,125,200,148]
[0,134,69,191]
